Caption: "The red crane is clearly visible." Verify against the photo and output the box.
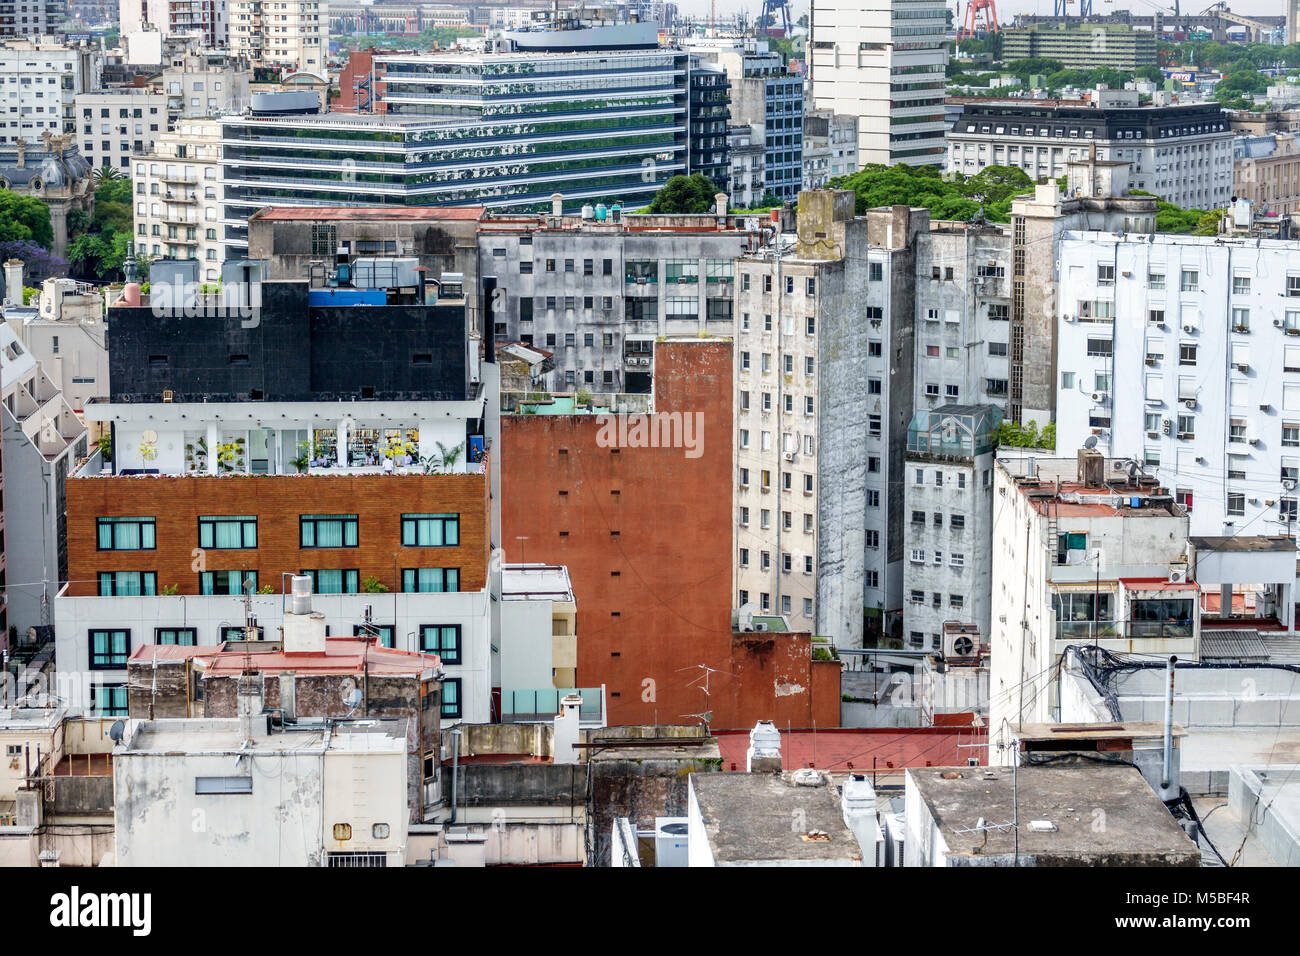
[957,0,1000,43]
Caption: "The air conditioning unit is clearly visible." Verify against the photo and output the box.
[1169,565,1188,583]
[1235,363,1250,373]
[1157,322,1168,330]
[943,628,979,662]
[783,451,796,462]
[1275,318,1285,328]
[1183,324,1196,333]
[1184,399,1197,410]
[1261,404,1272,412]
[1249,437,1261,446]
[1092,391,1108,403]
[1145,356,1157,366]
[1285,478,1298,491]
[1064,314,1075,323]
[754,622,768,632]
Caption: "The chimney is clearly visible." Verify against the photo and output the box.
[553,693,583,764]
[283,574,327,653]
[714,191,727,222]
[237,673,264,741]
[3,259,23,307]
[841,772,880,866]
[550,192,563,217]
[746,720,781,772]
[1077,448,1104,486]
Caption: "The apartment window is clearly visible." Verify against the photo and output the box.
[302,569,359,594]
[89,629,130,669]
[93,685,128,717]
[1181,269,1198,292]
[869,415,882,437]
[1281,498,1299,523]
[1285,423,1300,447]
[1086,337,1113,358]
[1149,272,1165,291]
[603,259,613,276]
[1176,488,1193,513]
[866,571,879,589]
[910,590,924,605]
[910,549,926,564]
[950,514,966,530]
[401,568,460,593]
[420,624,461,664]
[1227,493,1246,516]
[1097,263,1115,285]
[1233,276,1251,295]
[98,572,156,596]
[583,258,593,276]
[1149,309,1165,327]
[950,595,965,610]
[441,678,461,719]
[868,340,881,357]
[739,507,750,526]
[300,514,358,548]
[739,548,750,568]
[869,262,883,282]
[200,570,255,595]
[1289,275,1300,297]
[353,624,396,648]
[867,490,880,508]
[68,502,142,559]
[198,515,257,549]
[866,529,880,548]
[546,259,556,272]
[401,513,460,547]
[1232,307,1250,331]
[155,628,197,646]
[1179,344,1197,366]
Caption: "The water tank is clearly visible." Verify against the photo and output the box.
[595,204,608,221]
[654,818,689,867]
[290,575,313,615]
[581,204,595,220]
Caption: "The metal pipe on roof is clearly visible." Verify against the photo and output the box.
[1162,655,1177,792]
[448,728,462,825]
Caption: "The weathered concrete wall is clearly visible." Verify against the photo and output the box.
[114,748,325,867]
[452,763,584,808]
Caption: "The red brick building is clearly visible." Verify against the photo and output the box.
[502,339,839,729]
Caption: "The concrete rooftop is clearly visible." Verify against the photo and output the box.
[690,772,864,864]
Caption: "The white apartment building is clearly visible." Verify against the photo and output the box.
[734,235,822,628]
[802,109,858,189]
[988,453,1197,735]
[1056,219,1300,539]
[901,405,1000,651]
[0,39,101,146]
[913,222,1013,414]
[74,89,168,173]
[229,0,327,76]
[2,274,108,415]
[132,119,223,275]
[156,49,251,120]
[947,93,1233,211]
[809,0,948,166]
[0,1,61,38]
[120,0,229,49]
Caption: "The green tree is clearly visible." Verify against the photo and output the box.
[648,173,721,214]
[0,190,53,248]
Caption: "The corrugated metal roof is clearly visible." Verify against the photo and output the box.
[1200,630,1270,662]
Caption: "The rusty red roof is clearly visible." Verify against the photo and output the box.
[713,725,987,774]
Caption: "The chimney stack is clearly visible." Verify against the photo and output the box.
[3,259,23,307]
[746,720,781,772]
[553,693,583,764]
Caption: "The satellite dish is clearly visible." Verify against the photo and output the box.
[343,687,363,710]
[1083,435,1099,449]
[107,720,125,744]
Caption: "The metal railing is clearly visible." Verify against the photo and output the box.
[501,687,602,723]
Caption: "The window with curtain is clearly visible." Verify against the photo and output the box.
[419,624,461,663]
[200,570,256,595]
[97,517,155,550]
[98,572,157,596]
[401,568,460,593]
[199,516,257,549]
[301,515,358,548]
[440,678,461,718]
[401,513,460,547]
[94,684,128,716]
[353,624,395,648]
[90,629,130,668]
[155,628,197,645]
[303,569,359,594]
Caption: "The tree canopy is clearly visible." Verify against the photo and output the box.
[0,190,54,248]
[828,163,1035,224]
[647,174,723,214]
